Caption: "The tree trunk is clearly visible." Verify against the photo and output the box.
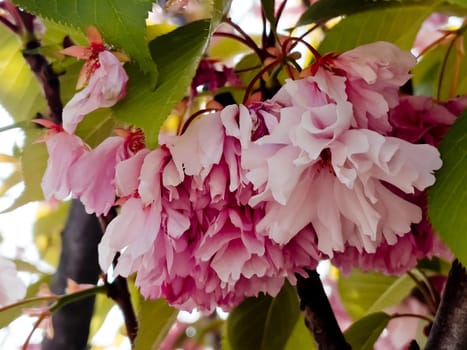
[41,200,102,350]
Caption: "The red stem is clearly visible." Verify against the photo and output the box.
[242,59,281,104]
[180,108,220,135]
[0,14,18,33]
[22,313,48,350]
[226,17,266,61]
[275,0,289,29]
[213,31,263,58]
[282,36,321,61]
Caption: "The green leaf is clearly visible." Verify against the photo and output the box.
[12,258,48,274]
[428,111,467,266]
[261,0,276,28]
[25,274,53,299]
[344,312,390,350]
[34,201,70,266]
[446,0,467,7]
[113,19,211,148]
[412,45,445,97]
[212,0,233,28]
[284,315,316,350]
[338,269,415,320]
[12,0,157,80]
[413,33,467,100]
[133,298,178,350]
[260,282,301,350]
[222,322,233,350]
[2,126,47,213]
[297,0,437,27]
[226,282,300,350]
[417,257,452,275]
[75,109,116,148]
[366,274,416,314]
[0,296,58,329]
[318,1,442,53]
[0,25,47,122]
[89,293,115,338]
[41,18,87,48]
[0,170,22,197]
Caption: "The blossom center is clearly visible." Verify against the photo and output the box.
[126,129,146,154]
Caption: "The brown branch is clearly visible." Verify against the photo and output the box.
[425,259,467,350]
[1,5,63,123]
[104,276,138,343]
[296,269,351,350]
[2,5,63,123]
[23,38,63,124]
[99,208,139,345]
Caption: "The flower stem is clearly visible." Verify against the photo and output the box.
[407,270,438,315]
[282,36,321,61]
[390,313,433,323]
[22,313,47,350]
[49,285,107,313]
[226,17,266,61]
[214,31,263,57]
[242,58,280,104]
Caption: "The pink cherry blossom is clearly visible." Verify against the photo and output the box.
[191,58,241,96]
[389,95,467,145]
[93,42,447,312]
[41,129,87,201]
[375,297,429,350]
[413,13,450,55]
[241,73,442,256]
[70,129,147,216]
[69,136,125,216]
[332,189,452,275]
[98,108,321,311]
[62,50,128,134]
[332,96,464,274]
[62,26,107,89]
[330,41,416,132]
[0,257,26,307]
[62,26,128,89]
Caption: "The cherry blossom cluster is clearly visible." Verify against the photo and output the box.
[40,37,465,311]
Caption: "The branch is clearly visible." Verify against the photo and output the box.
[42,200,103,350]
[105,276,138,343]
[99,208,139,345]
[425,259,467,350]
[296,269,351,350]
[23,38,63,124]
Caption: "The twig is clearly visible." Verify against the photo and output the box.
[99,207,139,345]
[22,38,63,124]
[105,276,139,343]
[296,269,351,350]
[407,270,438,315]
